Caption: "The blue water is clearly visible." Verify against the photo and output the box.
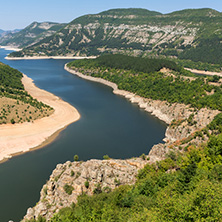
[0,49,166,221]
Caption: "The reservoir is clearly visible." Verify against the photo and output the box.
[0,49,166,221]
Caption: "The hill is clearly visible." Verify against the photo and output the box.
[0,22,66,48]
[9,8,222,64]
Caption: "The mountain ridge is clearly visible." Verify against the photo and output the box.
[7,8,222,64]
[0,21,66,48]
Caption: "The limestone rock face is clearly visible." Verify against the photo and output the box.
[23,158,147,221]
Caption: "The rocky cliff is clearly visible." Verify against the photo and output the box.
[23,158,147,221]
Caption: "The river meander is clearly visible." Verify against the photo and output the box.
[0,49,166,221]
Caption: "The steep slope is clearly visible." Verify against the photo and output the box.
[0,22,66,48]
[9,8,222,64]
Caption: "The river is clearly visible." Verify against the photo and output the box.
[0,49,166,222]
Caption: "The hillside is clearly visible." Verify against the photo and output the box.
[0,22,66,48]
[67,54,222,110]
[9,8,222,64]
[0,62,53,124]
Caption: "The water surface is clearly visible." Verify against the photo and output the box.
[0,49,166,221]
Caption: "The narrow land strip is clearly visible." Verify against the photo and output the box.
[0,74,80,163]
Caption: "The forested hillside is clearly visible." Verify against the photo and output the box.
[68,54,222,110]
[9,8,222,65]
[0,63,53,124]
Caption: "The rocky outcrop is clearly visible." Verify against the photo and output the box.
[23,158,147,221]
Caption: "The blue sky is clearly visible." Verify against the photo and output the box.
[1,0,222,30]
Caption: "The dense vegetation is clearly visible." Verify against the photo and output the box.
[68,54,222,110]
[178,36,222,64]
[26,113,222,222]
[173,59,222,72]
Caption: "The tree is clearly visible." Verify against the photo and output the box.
[74,155,79,161]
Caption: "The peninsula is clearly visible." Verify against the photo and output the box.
[0,67,80,163]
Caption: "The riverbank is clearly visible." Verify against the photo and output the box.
[5,55,97,60]
[65,64,219,160]
[185,67,222,77]
[0,74,80,163]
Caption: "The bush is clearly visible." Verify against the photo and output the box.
[74,155,79,161]
[103,154,110,160]
[63,184,74,195]
[84,181,89,189]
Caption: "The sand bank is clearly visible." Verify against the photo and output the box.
[0,74,80,163]
[5,55,97,60]
[185,68,222,77]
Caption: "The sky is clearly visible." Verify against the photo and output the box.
[1,0,222,30]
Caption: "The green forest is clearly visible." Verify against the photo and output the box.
[68,54,222,111]
[25,113,222,221]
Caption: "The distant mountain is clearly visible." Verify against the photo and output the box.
[9,8,222,64]
[0,29,5,35]
[0,22,66,48]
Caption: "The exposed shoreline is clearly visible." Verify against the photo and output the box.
[0,74,80,163]
[64,64,171,125]
[5,55,97,60]
[65,64,219,159]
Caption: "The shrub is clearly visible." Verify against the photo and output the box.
[103,154,110,160]
[74,155,79,161]
[84,181,89,189]
[63,184,74,195]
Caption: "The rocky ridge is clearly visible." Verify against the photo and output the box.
[22,66,220,221]
[10,8,222,61]
[23,158,147,221]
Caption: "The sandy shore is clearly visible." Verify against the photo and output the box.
[0,74,80,163]
[185,68,222,77]
[6,55,97,60]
